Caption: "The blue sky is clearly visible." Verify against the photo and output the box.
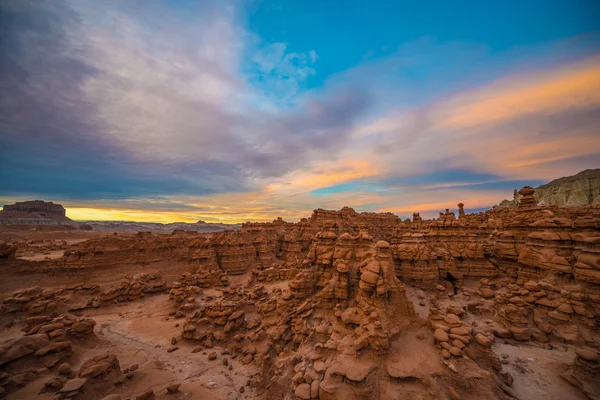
[0,0,599,222]
[248,0,600,86]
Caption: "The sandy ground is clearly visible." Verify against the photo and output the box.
[493,342,583,400]
[7,294,255,399]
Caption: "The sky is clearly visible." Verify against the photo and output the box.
[1,0,599,223]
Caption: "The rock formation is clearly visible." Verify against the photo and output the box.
[536,169,600,206]
[0,200,73,225]
[0,242,18,259]
[562,348,600,399]
[2,200,66,217]
[0,182,599,400]
[499,168,600,207]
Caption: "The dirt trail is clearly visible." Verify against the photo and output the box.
[84,294,253,399]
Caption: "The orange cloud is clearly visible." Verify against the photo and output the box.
[379,191,508,215]
[436,57,600,131]
[269,158,380,192]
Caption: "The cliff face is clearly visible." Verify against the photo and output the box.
[0,200,72,225]
[535,169,600,206]
[2,200,66,216]
[499,169,600,207]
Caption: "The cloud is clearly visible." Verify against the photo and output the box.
[1,1,598,223]
[0,0,370,201]
[247,41,319,106]
[348,56,600,183]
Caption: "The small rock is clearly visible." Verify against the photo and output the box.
[311,379,320,398]
[557,303,574,314]
[499,371,514,387]
[58,362,73,376]
[449,347,463,357]
[434,329,449,342]
[59,378,87,393]
[575,348,600,362]
[448,387,461,400]
[294,383,311,400]
[493,327,512,338]
[136,389,155,400]
[208,352,217,360]
[443,314,460,325]
[475,333,492,347]
[167,382,181,393]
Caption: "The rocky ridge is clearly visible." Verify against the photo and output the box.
[500,168,600,207]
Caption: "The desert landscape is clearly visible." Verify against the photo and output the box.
[2,1,600,399]
[0,170,599,400]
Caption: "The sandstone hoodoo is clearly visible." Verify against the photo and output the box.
[0,183,599,399]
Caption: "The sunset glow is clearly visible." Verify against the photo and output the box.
[1,1,599,222]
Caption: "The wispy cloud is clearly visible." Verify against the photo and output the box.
[1,1,599,222]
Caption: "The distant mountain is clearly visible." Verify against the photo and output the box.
[81,220,241,233]
[499,168,600,207]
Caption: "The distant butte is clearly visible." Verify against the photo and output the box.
[0,200,73,225]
